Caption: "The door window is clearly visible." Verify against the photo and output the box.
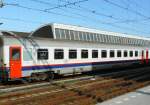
[11,48,20,60]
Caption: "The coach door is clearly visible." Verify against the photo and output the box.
[10,46,22,79]
[146,49,149,64]
[141,50,144,64]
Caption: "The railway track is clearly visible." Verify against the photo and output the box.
[0,65,146,91]
[0,66,150,105]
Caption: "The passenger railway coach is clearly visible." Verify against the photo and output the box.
[0,23,150,82]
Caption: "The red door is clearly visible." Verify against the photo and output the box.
[141,50,144,64]
[146,49,149,64]
[10,46,22,79]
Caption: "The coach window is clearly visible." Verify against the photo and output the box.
[109,36,112,43]
[114,36,117,44]
[83,32,87,41]
[69,50,77,59]
[103,35,106,43]
[101,34,105,43]
[102,34,105,42]
[74,31,78,40]
[70,30,74,40]
[23,48,32,61]
[92,50,98,58]
[60,29,66,39]
[55,28,61,39]
[65,30,70,40]
[110,50,115,58]
[96,34,100,42]
[135,51,138,57]
[37,49,48,60]
[130,51,133,57]
[81,32,85,41]
[117,50,122,57]
[101,50,107,58]
[11,48,20,60]
[81,50,88,58]
[87,33,91,41]
[93,34,97,42]
[105,35,109,43]
[79,31,82,40]
[90,33,94,41]
[124,51,128,57]
[54,49,64,59]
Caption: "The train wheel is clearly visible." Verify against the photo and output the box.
[46,72,54,82]
[22,77,33,83]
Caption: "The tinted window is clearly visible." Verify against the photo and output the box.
[81,32,85,40]
[130,51,133,57]
[74,31,78,40]
[96,34,100,41]
[79,31,83,40]
[65,30,70,39]
[59,29,65,39]
[37,49,48,60]
[11,48,20,60]
[87,33,90,41]
[117,50,122,57]
[90,33,94,41]
[69,50,77,59]
[93,34,97,41]
[135,51,138,57]
[102,50,107,58]
[81,50,88,58]
[55,49,64,59]
[124,51,128,57]
[110,50,114,58]
[70,30,74,40]
[92,50,98,58]
[55,28,60,39]
[32,25,53,38]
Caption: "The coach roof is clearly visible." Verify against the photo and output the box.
[30,23,150,46]
[31,23,149,39]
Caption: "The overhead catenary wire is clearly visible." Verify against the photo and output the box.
[4,3,81,19]
[2,1,150,36]
[103,0,150,19]
[50,0,122,20]
[28,0,123,22]
[0,17,44,24]
[28,0,150,25]
[126,0,150,14]
[45,0,88,11]
[57,0,150,24]
[27,0,150,34]
[29,0,54,6]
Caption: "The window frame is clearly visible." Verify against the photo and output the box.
[110,50,115,58]
[124,50,128,57]
[69,49,77,59]
[101,50,107,58]
[81,49,88,59]
[92,50,98,58]
[37,49,49,60]
[54,49,64,59]
[129,51,133,57]
[135,51,138,57]
[117,50,122,57]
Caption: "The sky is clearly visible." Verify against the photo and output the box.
[0,0,150,37]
